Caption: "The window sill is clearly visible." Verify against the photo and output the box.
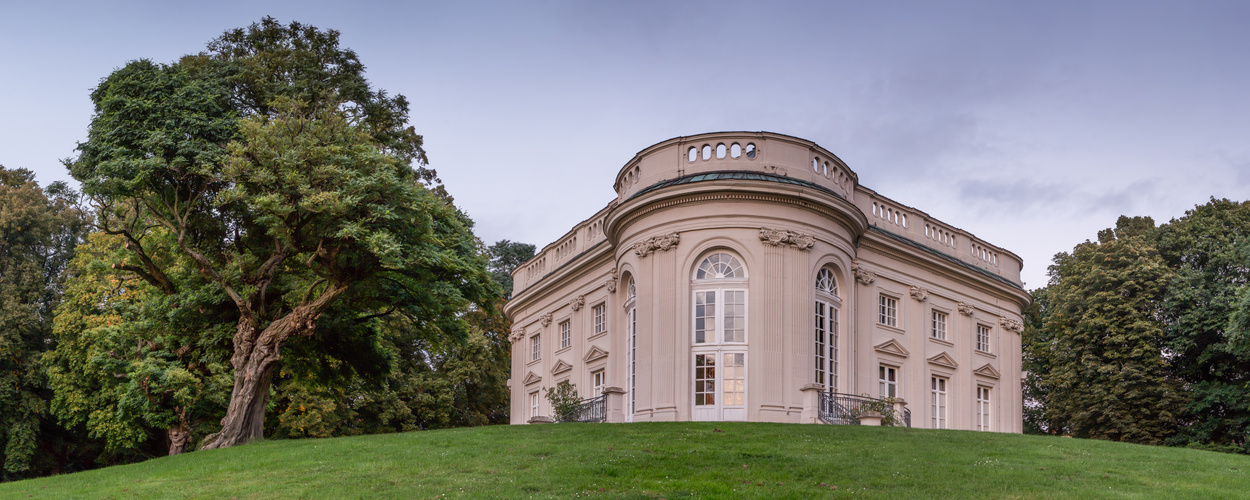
[527,358,541,366]
[556,346,571,355]
[876,323,906,335]
[975,350,996,359]
[588,331,608,341]
[928,337,954,347]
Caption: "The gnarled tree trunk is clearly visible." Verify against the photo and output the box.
[200,285,346,450]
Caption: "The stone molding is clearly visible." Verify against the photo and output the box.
[569,295,585,311]
[927,352,959,370]
[583,346,609,363]
[909,286,929,302]
[851,259,876,285]
[757,227,816,250]
[509,326,526,343]
[632,232,681,258]
[974,363,1001,379]
[999,317,1024,333]
[550,360,573,375]
[958,302,975,316]
[522,371,542,386]
[540,312,553,327]
[873,339,909,358]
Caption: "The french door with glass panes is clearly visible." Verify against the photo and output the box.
[692,350,746,421]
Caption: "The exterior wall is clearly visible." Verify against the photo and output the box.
[505,132,1030,432]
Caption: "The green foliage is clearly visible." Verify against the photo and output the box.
[5,423,1250,498]
[1035,216,1183,445]
[546,381,583,421]
[43,232,233,459]
[0,167,86,479]
[1154,199,1250,450]
[486,239,536,297]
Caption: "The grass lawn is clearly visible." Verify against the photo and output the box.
[3,422,1247,498]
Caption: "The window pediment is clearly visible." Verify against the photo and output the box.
[927,352,958,369]
[974,363,1000,379]
[874,339,910,358]
[550,360,573,375]
[523,371,543,386]
[583,346,609,363]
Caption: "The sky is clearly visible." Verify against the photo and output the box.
[3,1,1248,289]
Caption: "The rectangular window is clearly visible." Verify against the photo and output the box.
[878,365,897,399]
[559,320,571,350]
[879,295,897,327]
[529,391,539,419]
[931,376,947,429]
[694,291,716,344]
[815,301,827,388]
[830,308,839,391]
[530,335,541,362]
[723,352,745,405]
[977,324,991,352]
[592,303,606,336]
[977,386,991,432]
[592,370,605,396]
[694,354,716,406]
[723,291,746,342]
[931,310,947,340]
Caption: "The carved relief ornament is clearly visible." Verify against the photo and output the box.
[509,326,526,343]
[909,286,929,302]
[958,302,975,316]
[569,295,585,311]
[605,268,618,293]
[758,228,816,250]
[999,317,1024,333]
[851,259,876,285]
[632,232,681,258]
[540,312,553,327]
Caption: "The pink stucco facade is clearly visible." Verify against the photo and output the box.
[504,132,1030,432]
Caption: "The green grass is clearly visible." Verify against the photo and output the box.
[3,422,1248,498]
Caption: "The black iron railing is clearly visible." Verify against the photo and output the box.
[557,394,607,423]
[818,391,911,427]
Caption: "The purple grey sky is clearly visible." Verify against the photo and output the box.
[3,1,1248,289]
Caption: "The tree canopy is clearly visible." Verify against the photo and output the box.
[64,17,497,450]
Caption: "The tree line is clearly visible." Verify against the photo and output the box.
[1025,198,1250,453]
[1,18,534,480]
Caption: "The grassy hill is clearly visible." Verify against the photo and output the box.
[3,422,1247,498]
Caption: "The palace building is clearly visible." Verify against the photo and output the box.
[504,132,1030,432]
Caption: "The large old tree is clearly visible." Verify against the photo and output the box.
[68,19,495,449]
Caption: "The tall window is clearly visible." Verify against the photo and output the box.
[559,320,571,350]
[814,268,840,391]
[879,365,897,398]
[529,391,539,419]
[692,253,747,345]
[592,303,606,336]
[592,370,605,396]
[530,335,541,362]
[931,310,948,340]
[931,377,948,429]
[692,252,749,421]
[879,295,898,327]
[625,277,637,419]
[977,386,991,431]
[977,324,991,352]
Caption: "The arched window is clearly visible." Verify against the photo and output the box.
[696,252,744,280]
[691,252,749,421]
[814,267,841,391]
